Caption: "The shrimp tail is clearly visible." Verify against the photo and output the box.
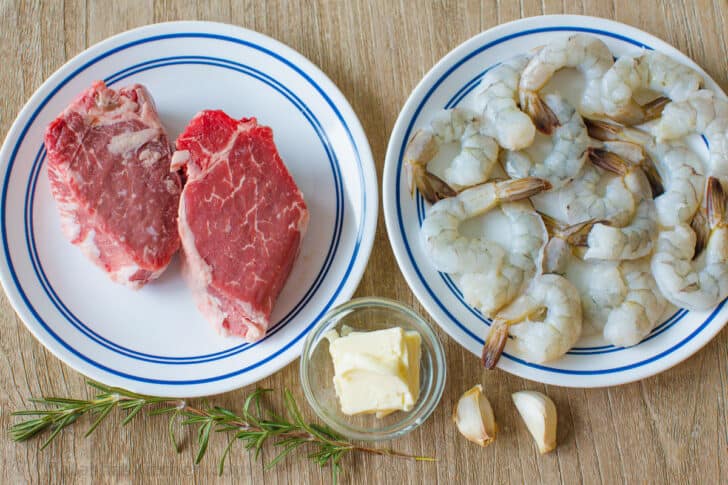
[590,139,664,198]
[584,118,652,145]
[585,118,624,141]
[707,176,727,229]
[405,129,442,200]
[540,213,597,246]
[496,177,552,202]
[561,220,600,246]
[639,153,665,198]
[482,320,509,369]
[588,147,629,176]
[539,212,565,237]
[690,208,709,260]
[416,170,457,203]
[641,96,670,122]
[522,92,561,135]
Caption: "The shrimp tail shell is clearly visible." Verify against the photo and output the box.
[690,208,710,259]
[588,147,629,176]
[707,176,727,228]
[417,171,458,204]
[641,96,671,122]
[522,91,561,135]
[639,153,666,198]
[482,320,510,369]
[584,118,652,145]
[495,177,553,202]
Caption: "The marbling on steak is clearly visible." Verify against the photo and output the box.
[44,81,181,288]
[173,110,308,342]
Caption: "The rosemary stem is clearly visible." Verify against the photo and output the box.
[10,381,435,477]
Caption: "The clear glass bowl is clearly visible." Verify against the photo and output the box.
[299,297,446,441]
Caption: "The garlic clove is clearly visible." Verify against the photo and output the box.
[453,384,497,446]
[512,390,557,454]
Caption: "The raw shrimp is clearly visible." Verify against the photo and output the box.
[600,51,702,125]
[559,165,636,226]
[541,216,665,344]
[652,177,728,310]
[584,200,658,261]
[404,130,456,203]
[474,55,536,150]
[601,258,667,347]
[519,34,613,133]
[404,108,499,201]
[558,141,658,225]
[503,94,589,189]
[481,274,582,367]
[651,143,705,227]
[459,201,548,316]
[576,146,658,260]
[653,89,728,176]
[586,118,705,227]
[540,216,619,338]
[420,177,551,275]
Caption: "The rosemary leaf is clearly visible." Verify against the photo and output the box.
[166,413,179,453]
[218,434,238,476]
[121,403,144,426]
[84,403,114,437]
[194,419,214,464]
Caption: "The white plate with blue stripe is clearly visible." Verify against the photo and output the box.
[0,21,377,397]
[383,15,728,387]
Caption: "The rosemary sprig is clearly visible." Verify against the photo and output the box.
[10,381,433,481]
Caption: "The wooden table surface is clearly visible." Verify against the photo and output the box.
[2,0,727,483]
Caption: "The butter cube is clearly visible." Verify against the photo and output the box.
[326,326,421,417]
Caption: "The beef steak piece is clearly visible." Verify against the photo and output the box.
[44,81,182,288]
[173,110,309,342]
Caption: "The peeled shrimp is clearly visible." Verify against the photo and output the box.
[459,201,548,316]
[541,217,665,344]
[601,258,667,347]
[559,165,636,226]
[540,216,618,337]
[600,51,702,125]
[404,108,499,201]
[653,89,728,176]
[519,34,613,133]
[474,55,536,150]
[559,141,658,225]
[420,177,551,275]
[584,200,658,261]
[578,146,658,260]
[652,177,728,310]
[503,94,589,189]
[652,143,705,227]
[481,274,582,367]
[586,118,705,227]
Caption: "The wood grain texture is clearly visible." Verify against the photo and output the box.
[1,0,727,483]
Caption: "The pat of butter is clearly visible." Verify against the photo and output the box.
[326,326,421,418]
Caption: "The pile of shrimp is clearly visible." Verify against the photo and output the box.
[404,33,728,368]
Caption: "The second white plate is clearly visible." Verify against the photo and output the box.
[383,15,728,387]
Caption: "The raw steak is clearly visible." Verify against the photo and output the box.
[44,81,181,289]
[173,110,309,341]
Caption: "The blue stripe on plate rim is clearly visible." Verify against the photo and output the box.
[1,33,367,384]
[395,25,727,375]
[24,56,342,364]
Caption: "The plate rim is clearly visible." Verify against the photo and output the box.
[383,14,728,388]
[0,20,378,397]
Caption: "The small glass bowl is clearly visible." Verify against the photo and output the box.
[299,297,446,441]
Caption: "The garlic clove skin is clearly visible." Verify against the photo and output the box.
[512,390,557,454]
[453,384,497,446]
